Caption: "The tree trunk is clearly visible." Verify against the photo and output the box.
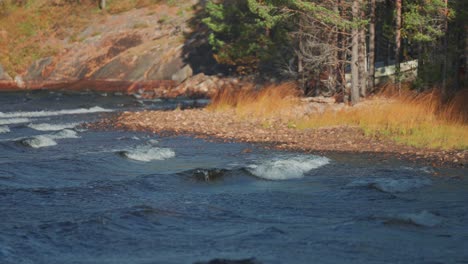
[395,0,402,91]
[359,5,367,97]
[368,0,376,91]
[99,0,106,10]
[351,0,360,105]
[338,0,348,100]
[331,4,340,95]
[441,0,448,100]
[359,28,367,97]
[465,25,468,86]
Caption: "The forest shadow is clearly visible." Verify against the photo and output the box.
[181,1,231,76]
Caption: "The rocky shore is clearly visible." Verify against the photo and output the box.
[93,108,467,168]
[0,73,248,99]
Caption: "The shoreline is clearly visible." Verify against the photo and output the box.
[0,79,176,94]
[92,109,467,169]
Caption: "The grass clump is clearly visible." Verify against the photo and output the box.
[207,83,300,120]
[295,88,468,150]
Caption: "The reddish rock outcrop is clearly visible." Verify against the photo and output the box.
[0,3,224,97]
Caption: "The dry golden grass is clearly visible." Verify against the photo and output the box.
[208,83,468,150]
[295,88,468,150]
[207,83,301,119]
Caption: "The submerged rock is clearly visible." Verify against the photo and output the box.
[192,168,228,182]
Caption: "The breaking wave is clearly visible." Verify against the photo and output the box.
[0,125,10,134]
[52,129,80,139]
[247,155,330,180]
[383,210,443,227]
[348,177,432,193]
[19,129,80,148]
[119,145,175,162]
[20,135,58,148]
[0,106,112,118]
[0,118,31,125]
[28,122,81,131]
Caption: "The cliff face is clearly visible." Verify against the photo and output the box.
[0,2,223,97]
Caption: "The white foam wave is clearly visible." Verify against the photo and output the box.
[28,122,81,131]
[349,177,432,193]
[0,106,112,118]
[19,129,79,148]
[121,145,175,162]
[387,210,443,227]
[147,139,159,145]
[52,129,79,139]
[22,135,58,148]
[0,125,10,134]
[401,166,435,174]
[0,118,31,125]
[248,155,330,180]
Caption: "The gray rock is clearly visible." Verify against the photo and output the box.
[24,57,53,80]
[146,56,185,80]
[0,64,12,81]
[14,75,25,88]
[171,64,193,83]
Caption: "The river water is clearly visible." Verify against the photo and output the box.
[0,91,467,264]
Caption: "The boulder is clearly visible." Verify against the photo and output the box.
[171,64,193,83]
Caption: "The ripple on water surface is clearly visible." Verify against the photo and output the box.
[348,177,432,193]
[381,210,444,227]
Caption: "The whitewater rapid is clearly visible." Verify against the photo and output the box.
[0,126,10,134]
[20,129,80,148]
[0,118,31,125]
[118,141,176,162]
[27,122,81,131]
[247,155,330,180]
[0,106,112,118]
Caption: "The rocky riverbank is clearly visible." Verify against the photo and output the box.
[92,107,467,168]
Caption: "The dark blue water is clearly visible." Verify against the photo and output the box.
[0,91,467,264]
